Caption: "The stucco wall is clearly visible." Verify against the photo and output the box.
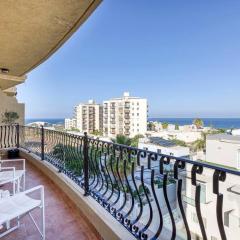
[0,88,24,125]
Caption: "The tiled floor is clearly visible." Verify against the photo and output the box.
[0,161,101,240]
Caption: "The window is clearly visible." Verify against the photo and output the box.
[132,113,134,116]
[224,211,230,227]
[211,237,218,240]
[137,113,139,116]
[137,129,139,132]
[157,149,161,154]
[143,147,148,151]
[170,152,174,156]
[137,123,139,126]
[137,102,139,105]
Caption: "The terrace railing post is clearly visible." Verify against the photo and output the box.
[41,126,45,160]
[16,124,20,148]
[83,132,89,196]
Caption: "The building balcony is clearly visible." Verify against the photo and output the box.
[1,125,240,240]
[124,125,130,130]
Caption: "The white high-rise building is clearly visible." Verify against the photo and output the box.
[103,92,147,138]
[64,118,77,130]
[75,100,103,134]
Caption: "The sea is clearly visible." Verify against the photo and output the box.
[26,118,240,129]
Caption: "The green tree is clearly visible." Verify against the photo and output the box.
[70,127,80,132]
[192,139,205,152]
[172,139,187,147]
[112,134,131,146]
[130,134,144,147]
[162,122,169,130]
[175,124,179,130]
[147,122,155,131]
[1,111,19,124]
[91,130,103,136]
[193,118,204,129]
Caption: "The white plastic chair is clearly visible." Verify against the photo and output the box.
[0,185,45,239]
[0,159,26,194]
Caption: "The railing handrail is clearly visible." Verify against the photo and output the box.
[1,124,239,240]
[14,125,240,177]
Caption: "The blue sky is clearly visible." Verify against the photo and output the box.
[18,1,240,118]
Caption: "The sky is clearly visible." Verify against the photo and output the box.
[18,1,240,119]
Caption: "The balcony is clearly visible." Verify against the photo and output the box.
[1,125,240,240]
[0,156,100,240]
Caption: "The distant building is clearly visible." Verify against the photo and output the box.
[103,92,147,138]
[64,118,76,130]
[75,100,103,134]
[206,133,240,170]
[138,137,190,157]
[232,129,240,136]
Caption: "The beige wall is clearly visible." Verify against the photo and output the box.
[0,88,24,125]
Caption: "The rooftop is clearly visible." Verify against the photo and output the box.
[207,133,240,143]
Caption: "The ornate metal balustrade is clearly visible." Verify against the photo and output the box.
[0,124,19,149]
[1,125,240,240]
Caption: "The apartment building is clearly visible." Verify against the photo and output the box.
[103,92,147,138]
[64,118,77,130]
[74,100,103,134]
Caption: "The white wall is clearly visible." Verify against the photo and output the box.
[138,142,190,157]
[206,138,240,169]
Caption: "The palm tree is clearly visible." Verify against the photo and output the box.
[192,139,205,152]
[193,118,204,129]
[111,134,131,146]
[130,134,144,147]
[162,122,169,129]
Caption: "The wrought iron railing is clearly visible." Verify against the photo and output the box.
[1,124,240,240]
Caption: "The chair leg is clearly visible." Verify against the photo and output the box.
[41,199,45,239]
[23,174,26,191]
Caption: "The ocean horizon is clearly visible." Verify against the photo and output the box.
[26,118,240,129]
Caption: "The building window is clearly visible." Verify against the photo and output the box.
[224,211,230,227]
[170,153,174,156]
[157,149,161,154]
[137,102,139,105]
[137,129,139,132]
[137,113,139,116]
[132,113,134,116]
[143,147,148,151]
[211,237,218,240]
